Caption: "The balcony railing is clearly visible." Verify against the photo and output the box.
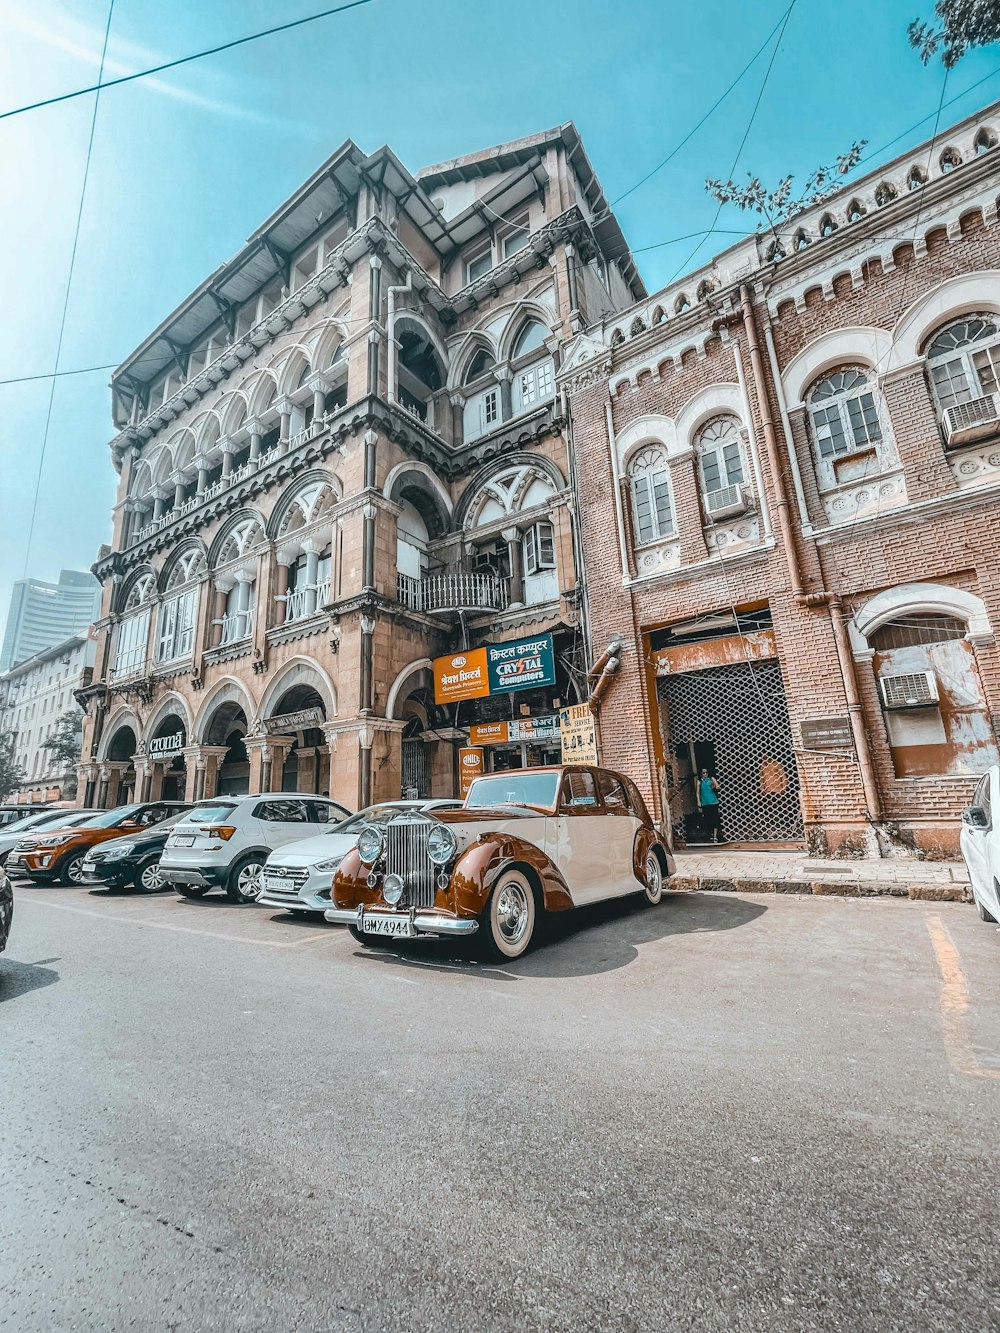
[397,571,509,614]
[220,607,255,646]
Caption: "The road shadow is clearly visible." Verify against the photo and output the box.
[351,891,767,981]
[0,955,60,1003]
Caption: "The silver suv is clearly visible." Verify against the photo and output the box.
[160,793,350,902]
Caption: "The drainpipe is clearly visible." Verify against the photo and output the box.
[386,269,412,404]
[367,255,383,397]
[740,284,882,825]
[604,400,631,581]
[829,597,882,822]
[587,636,624,710]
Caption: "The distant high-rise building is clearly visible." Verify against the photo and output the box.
[0,570,101,671]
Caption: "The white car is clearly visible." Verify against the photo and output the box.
[160,793,351,903]
[2,809,99,873]
[258,800,464,917]
[960,766,1000,925]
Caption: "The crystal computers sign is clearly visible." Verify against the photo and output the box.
[433,633,555,705]
[486,633,556,695]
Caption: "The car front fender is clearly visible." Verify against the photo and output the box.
[451,835,575,914]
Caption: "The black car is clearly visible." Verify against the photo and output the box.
[0,866,12,953]
[80,815,191,893]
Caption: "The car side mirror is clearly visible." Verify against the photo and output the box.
[962,805,989,829]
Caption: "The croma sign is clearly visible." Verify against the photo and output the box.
[149,732,184,759]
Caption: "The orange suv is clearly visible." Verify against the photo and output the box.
[20,801,189,886]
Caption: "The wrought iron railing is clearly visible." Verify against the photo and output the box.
[220,606,255,646]
[396,571,508,613]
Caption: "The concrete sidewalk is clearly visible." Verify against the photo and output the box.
[672,847,971,901]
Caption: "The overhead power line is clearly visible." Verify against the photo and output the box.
[0,0,375,123]
[22,0,116,578]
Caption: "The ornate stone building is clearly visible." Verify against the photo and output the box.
[78,127,643,811]
[564,99,1000,857]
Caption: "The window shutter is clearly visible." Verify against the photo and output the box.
[632,475,656,545]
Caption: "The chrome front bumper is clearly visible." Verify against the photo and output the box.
[324,905,479,936]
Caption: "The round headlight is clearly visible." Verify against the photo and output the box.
[357,826,384,865]
[383,873,404,905]
[427,823,458,866]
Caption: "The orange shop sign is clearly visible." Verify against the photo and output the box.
[469,721,510,745]
[458,747,484,797]
[433,649,490,704]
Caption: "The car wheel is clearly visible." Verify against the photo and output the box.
[176,884,212,899]
[227,855,265,903]
[480,870,536,960]
[59,853,87,886]
[639,850,664,906]
[134,857,165,894]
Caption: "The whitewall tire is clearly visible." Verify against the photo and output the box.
[482,870,536,960]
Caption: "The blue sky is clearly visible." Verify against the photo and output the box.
[1,0,998,624]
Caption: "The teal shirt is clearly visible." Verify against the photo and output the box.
[699,777,718,806]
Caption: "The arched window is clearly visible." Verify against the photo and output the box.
[874,182,896,207]
[819,214,837,237]
[940,148,961,174]
[464,347,494,384]
[511,321,547,359]
[114,575,155,678]
[808,368,883,459]
[975,128,997,155]
[628,446,674,546]
[847,200,865,223]
[907,167,926,191]
[766,238,786,262]
[793,229,809,252]
[695,416,746,499]
[926,315,1000,412]
[510,321,554,412]
[462,346,499,442]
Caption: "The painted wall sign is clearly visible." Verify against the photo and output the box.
[433,649,490,704]
[263,707,325,735]
[486,634,556,695]
[560,704,598,765]
[800,717,854,752]
[458,747,484,797]
[652,628,778,677]
[149,731,185,759]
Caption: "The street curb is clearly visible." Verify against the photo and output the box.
[673,875,971,903]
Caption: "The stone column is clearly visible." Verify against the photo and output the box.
[274,550,294,627]
[173,476,186,510]
[136,759,153,803]
[196,460,210,493]
[276,397,294,450]
[235,572,253,640]
[296,747,317,794]
[496,365,513,421]
[210,580,230,647]
[501,526,524,605]
[248,420,263,460]
[220,438,234,478]
[152,492,167,521]
[97,769,110,809]
[312,387,326,419]
[302,541,321,617]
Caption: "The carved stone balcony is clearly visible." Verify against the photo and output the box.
[396,572,509,615]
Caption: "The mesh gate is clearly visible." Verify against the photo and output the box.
[657,660,803,845]
[401,739,430,799]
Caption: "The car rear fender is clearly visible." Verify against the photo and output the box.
[632,828,671,884]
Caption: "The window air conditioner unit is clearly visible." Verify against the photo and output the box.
[705,483,749,519]
[879,670,939,710]
[943,393,1000,448]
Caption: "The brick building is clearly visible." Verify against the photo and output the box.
[77,127,642,811]
[563,101,1000,857]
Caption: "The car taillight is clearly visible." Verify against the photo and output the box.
[202,825,236,840]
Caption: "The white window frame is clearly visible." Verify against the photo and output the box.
[515,359,554,410]
[695,416,746,494]
[522,521,555,576]
[465,246,493,285]
[926,316,1000,414]
[628,447,674,547]
[808,369,885,460]
[114,611,150,677]
[156,588,197,664]
[501,217,530,260]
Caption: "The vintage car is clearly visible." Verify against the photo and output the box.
[325,765,674,959]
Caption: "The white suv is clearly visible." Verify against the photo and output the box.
[160,793,350,902]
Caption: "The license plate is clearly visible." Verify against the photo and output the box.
[173,835,195,847]
[82,859,95,872]
[266,876,295,892]
[361,912,413,938]
[6,858,23,872]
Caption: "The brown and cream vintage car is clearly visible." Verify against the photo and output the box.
[325,766,674,959]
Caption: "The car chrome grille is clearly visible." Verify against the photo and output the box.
[261,865,309,898]
[384,817,436,908]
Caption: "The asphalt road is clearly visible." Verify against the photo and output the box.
[1,881,998,1333]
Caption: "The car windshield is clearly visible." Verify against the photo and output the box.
[334,804,429,833]
[78,804,145,829]
[176,802,238,824]
[464,773,560,810]
[3,810,67,833]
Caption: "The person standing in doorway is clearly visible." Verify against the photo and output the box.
[697,768,723,843]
